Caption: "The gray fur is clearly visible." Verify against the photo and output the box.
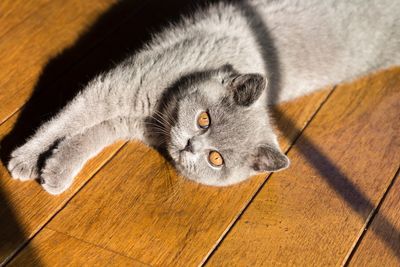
[7,0,400,194]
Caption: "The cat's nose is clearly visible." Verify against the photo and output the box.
[183,139,194,153]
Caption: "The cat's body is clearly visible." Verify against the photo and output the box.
[8,0,400,194]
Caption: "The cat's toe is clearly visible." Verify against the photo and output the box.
[41,180,68,195]
[8,154,39,181]
[40,158,74,195]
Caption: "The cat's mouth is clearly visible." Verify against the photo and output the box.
[166,140,193,172]
[171,146,189,165]
[166,141,183,164]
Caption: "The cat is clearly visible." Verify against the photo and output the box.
[7,0,400,195]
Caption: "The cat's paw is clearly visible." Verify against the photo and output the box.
[8,148,39,181]
[40,156,77,195]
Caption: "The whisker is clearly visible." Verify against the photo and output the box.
[149,115,169,128]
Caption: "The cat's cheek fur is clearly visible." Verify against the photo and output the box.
[192,167,254,187]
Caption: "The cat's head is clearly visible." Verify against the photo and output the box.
[151,65,289,186]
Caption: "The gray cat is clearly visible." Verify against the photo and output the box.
[7,0,400,195]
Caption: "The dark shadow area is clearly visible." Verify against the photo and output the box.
[0,0,217,264]
[0,187,42,266]
[347,168,400,263]
[241,2,400,259]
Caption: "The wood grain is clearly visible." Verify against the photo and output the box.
[39,89,331,266]
[0,0,51,39]
[206,68,400,266]
[8,228,149,266]
[349,171,400,266]
[0,114,126,263]
[0,0,118,124]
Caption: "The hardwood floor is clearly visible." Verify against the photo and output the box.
[0,1,399,266]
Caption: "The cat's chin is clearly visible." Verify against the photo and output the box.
[174,163,253,187]
[166,146,191,175]
[182,174,251,187]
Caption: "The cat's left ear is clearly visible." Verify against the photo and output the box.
[228,74,267,106]
[251,144,290,172]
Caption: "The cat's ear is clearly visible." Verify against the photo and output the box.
[251,144,290,172]
[229,74,266,106]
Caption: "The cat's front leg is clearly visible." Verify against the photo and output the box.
[8,144,44,181]
[8,78,122,181]
[8,97,91,181]
[40,116,142,195]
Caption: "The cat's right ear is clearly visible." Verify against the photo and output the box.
[250,144,290,173]
[228,74,267,106]
[215,65,267,106]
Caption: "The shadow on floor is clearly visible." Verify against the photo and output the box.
[0,188,40,266]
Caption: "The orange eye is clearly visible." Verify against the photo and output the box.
[197,111,210,129]
[209,151,224,167]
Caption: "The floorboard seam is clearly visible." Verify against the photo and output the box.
[342,165,400,266]
[44,227,153,266]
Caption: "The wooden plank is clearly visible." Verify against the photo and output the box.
[0,114,126,263]
[38,88,331,266]
[348,171,400,266]
[8,228,149,266]
[206,68,400,266]
[0,0,52,39]
[0,0,119,124]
